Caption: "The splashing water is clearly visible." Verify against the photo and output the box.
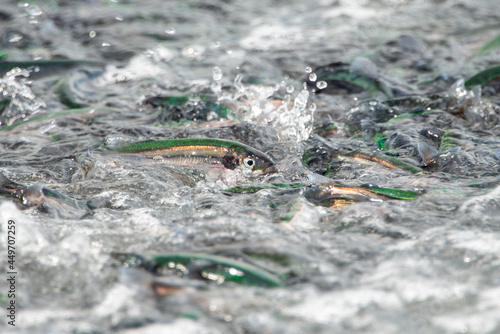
[222,75,314,142]
[273,88,312,142]
[447,79,499,128]
[0,67,46,126]
[211,66,223,95]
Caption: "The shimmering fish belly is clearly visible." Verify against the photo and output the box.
[137,145,233,167]
[151,155,224,167]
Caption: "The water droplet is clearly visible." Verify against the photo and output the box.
[305,66,312,73]
[212,67,223,81]
[309,73,317,82]
[286,85,295,94]
[89,31,96,38]
[309,103,317,112]
[182,45,205,59]
[316,81,328,89]
[115,15,124,21]
[165,27,176,35]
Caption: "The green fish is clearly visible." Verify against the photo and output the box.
[111,138,277,175]
[112,252,283,288]
[0,173,93,211]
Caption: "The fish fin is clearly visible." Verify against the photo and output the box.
[222,154,238,170]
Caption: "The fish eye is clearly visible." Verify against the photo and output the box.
[243,157,255,168]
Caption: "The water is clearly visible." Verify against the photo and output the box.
[1,0,500,333]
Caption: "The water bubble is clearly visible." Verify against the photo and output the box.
[286,85,295,94]
[309,73,317,82]
[305,66,312,73]
[182,45,205,59]
[309,103,317,112]
[115,15,124,21]
[316,81,328,89]
[89,31,96,38]
[165,27,176,35]
[212,67,223,81]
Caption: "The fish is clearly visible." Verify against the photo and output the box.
[110,138,277,175]
[303,182,421,209]
[111,251,283,288]
[0,172,94,211]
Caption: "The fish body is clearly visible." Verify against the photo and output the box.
[112,251,283,288]
[304,182,421,208]
[112,138,277,175]
[0,173,92,210]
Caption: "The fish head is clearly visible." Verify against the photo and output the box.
[238,151,277,175]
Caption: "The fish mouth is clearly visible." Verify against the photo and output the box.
[262,164,278,174]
